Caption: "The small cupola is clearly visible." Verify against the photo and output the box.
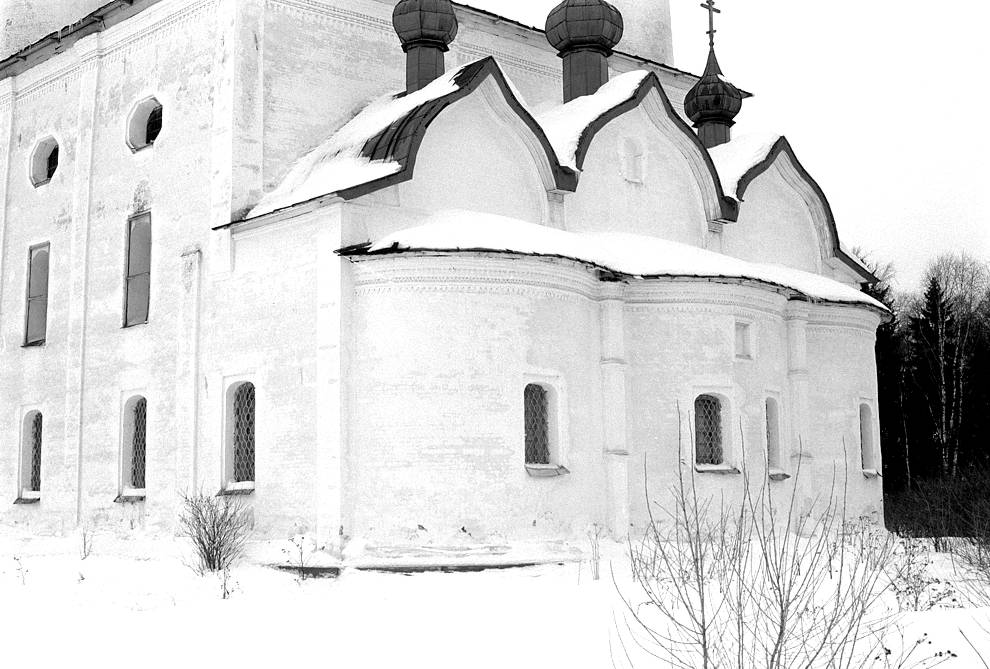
[392,0,459,93]
[545,0,624,103]
[684,1,742,149]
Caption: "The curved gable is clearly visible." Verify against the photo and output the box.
[246,57,576,220]
[538,71,738,225]
[395,83,553,225]
[733,137,875,282]
[346,57,577,199]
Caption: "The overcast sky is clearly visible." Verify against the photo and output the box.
[464,0,990,292]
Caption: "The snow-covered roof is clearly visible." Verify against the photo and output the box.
[537,70,652,170]
[708,132,782,200]
[346,211,886,311]
[248,57,572,219]
[249,64,469,218]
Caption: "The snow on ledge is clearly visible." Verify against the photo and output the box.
[708,132,782,200]
[363,211,885,310]
[248,61,484,219]
[536,70,652,170]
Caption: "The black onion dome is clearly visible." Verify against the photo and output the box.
[545,0,624,54]
[684,48,743,127]
[393,0,458,50]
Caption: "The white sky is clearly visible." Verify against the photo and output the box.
[464,0,990,291]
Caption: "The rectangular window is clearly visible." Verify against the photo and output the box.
[24,244,50,346]
[124,213,151,327]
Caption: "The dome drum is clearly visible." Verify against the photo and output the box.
[392,0,459,93]
[545,0,624,103]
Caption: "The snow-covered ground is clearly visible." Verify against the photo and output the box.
[1,528,988,668]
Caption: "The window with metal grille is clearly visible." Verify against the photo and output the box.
[232,383,256,483]
[694,395,723,465]
[860,403,875,470]
[524,384,550,465]
[130,397,147,489]
[766,397,781,470]
[24,244,49,346]
[25,412,42,493]
[124,213,151,326]
[145,105,163,145]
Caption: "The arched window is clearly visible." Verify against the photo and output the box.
[524,383,550,465]
[127,97,163,151]
[226,382,256,488]
[694,395,723,465]
[30,136,59,186]
[20,411,43,499]
[859,403,876,471]
[766,397,781,471]
[121,396,147,497]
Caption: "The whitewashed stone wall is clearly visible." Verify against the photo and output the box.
[0,0,882,546]
[343,255,883,544]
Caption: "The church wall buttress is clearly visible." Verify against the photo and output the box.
[60,34,103,526]
[600,283,630,539]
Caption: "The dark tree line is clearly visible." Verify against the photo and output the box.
[863,252,990,537]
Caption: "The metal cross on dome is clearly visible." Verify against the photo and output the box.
[700,0,721,48]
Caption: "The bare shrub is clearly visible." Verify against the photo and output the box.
[179,492,252,573]
[588,524,604,581]
[79,527,93,560]
[617,412,898,669]
[889,538,958,611]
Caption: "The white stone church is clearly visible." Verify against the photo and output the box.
[0,0,886,550]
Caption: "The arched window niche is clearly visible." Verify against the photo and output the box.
[16,410,43,503]
[222,381,256,494]
[621,136,644,184]
[523,376,569,478]
[126,97,164,152]
[117,395,148,502]
[693,392,739,474]
[859,402,879,477]
[29,136,59,187]
[766,396,788,481]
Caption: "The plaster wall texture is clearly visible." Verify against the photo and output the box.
[343,257,883,544]
[346,255,607,543]
[722,162,826,275]
[0,0,221,532]
[562,107,708,245]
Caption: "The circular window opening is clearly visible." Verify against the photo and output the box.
[127,97,163,151]
[30,137,59,187]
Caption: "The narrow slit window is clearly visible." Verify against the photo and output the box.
[860,403,876,471]
[22,412,43,495]
[524,384,550,465]
[124,213,151,326]
[695,395,723,465]
[25,244,50,346]
[766,397,781,471]
[130,397,147,490]
[232,383,256,484]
